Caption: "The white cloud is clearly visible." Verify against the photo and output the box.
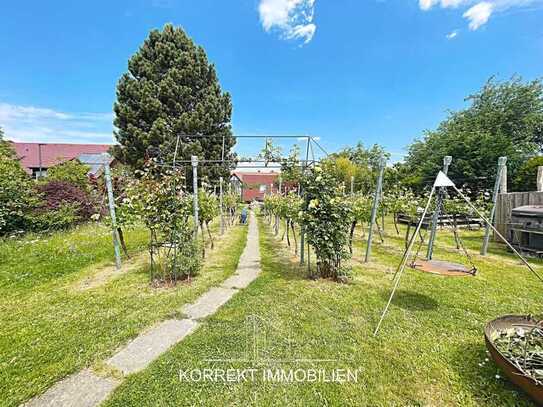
[0,103,114,143]
[419,0,542,30]
[463,2,494,29]
[446,29,459,38]
[258,0,317,44]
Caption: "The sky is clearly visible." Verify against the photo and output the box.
[0,0,542,159]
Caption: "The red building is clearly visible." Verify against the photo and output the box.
[233,171,280,202]
[10,142,111,178]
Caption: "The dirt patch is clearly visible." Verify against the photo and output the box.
[73,253,149,291]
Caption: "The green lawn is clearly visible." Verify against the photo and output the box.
[101,215,541,406]
[0,221,247,407]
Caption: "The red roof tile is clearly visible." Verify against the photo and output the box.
[10,142,111,173]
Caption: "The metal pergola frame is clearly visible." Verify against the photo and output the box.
[143,134,329,269]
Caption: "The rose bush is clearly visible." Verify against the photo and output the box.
[300,166,352,280]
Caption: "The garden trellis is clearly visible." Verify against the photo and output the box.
[151,134,328,267]
[374,170,543,336]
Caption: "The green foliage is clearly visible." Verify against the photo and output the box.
[513,156,543,192]
[0,127,16,158]
[349,193,372,223]
[113,24,235,183]
[402,76,543,191]
[280,145,303,185]
[325,143,389,194]
[198,190,219,224]
[258,138,282,166]
[300,166,352,279]
[121,159,199,282]
[382,186,421,218]
[223,191,240,223]
[0,134,36,234]
[46,159,91,190]
[28,203,81,231]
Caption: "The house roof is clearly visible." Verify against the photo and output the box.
[10,142,111,170]
[234,172,279,184]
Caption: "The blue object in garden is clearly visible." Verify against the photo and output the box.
[240,207,248,224]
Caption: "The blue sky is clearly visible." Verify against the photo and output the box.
[0,0,541,159]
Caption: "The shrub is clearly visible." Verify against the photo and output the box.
[300,166,353,280]
[513,156,543,192]
[46,160,91,191]
[33,181,97,230]
[121,159,200,283]
[0,146,36,234]
[28,203,81,231]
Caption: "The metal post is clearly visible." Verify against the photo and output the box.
[426,156,452,260]
[350,176,354,195]
[191,156,199,237]
[219,176,224,235]
[104,162,121,270]
[300,136,310,265]
[365,157,386,263]
[481,156,507,255]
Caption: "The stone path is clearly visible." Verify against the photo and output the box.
[24,211,261,407]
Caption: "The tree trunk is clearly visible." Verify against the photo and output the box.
[349,220,357,255]
[117,227,130,259]
[200,223,206,258]
[291,221,298,255]
[376,222,384,243]
[405,221,411,250]
[206,221,214,249]
[286,219,291,247]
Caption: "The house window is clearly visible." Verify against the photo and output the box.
[31,168,47,179]
[259,184,267,193]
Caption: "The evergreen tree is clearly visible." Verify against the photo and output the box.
[113,24,235,183]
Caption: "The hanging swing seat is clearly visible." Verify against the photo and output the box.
[411,259,476,277]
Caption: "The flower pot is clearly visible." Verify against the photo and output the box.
[484,315,543,405]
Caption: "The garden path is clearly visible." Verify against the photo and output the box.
[24,210,261,407]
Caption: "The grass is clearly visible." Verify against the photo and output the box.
[0,220,247,407]
[101,214,542,406]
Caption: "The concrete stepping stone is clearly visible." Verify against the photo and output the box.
[107,319,198,375]
[182,287,238,319]
[24,369,119,407]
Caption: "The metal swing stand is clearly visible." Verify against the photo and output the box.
[373,171,543,337]
[408,197,478,278]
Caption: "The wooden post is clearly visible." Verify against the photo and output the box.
[426,156,452,260]
[104,162,121,270]
[537,166,543,192]
[365,157,386,263]
[500,165,507,193]
[219,176,224,235]
[191,156,199,237]
[481,157,507,255]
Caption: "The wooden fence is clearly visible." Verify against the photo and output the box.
[495,191,543,239]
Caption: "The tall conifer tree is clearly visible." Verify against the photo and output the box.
[113,24,235,182]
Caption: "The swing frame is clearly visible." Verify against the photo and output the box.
[374,171,543,336]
